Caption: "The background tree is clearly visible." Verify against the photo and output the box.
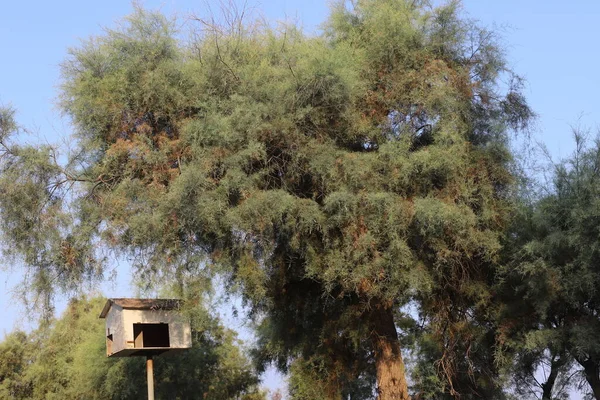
[0,330,34,398]
[495,195,576,400]
[485,128,600,400]
[500,131,600,399]
[0,296,265,400]
[0,1,533,398]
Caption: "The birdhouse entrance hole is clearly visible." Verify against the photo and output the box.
[133,323,170,348]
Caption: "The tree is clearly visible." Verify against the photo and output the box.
[500,131,600,399]
[0,296,265,399]
[495,197,576,400]
[0,2,533,398]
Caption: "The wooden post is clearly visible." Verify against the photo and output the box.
[146,356,155,400]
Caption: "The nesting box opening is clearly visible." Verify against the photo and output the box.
[134,323,170,348]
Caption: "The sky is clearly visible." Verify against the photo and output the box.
[1,0,599,397]
[463,1,600,158]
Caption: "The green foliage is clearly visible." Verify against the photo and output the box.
[287,356,375,400]
[0,296,264,400]
[0,106,17,142]
[0,331,34,398]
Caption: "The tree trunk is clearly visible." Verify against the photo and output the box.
[582,361,600,400]
[541,362,559,399]
[541,353,566,400]
[370,302,410,400]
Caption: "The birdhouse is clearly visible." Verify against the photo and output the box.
[99,298,192,357]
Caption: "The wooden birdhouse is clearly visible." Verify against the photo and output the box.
[99,298,192,357]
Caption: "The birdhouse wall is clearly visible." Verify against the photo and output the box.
[105,304,125,356]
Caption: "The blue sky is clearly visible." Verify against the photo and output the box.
[1,0,599,396]
[463,1,600,159]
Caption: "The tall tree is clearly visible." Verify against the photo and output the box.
[0,2,533,398]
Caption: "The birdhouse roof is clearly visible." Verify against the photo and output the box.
[99,298,183,318]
